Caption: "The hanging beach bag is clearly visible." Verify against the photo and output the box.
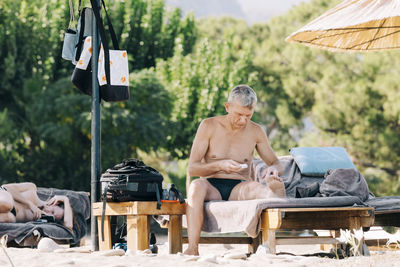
[62,0,78,61]
[91,0,130,102]
[71,36,93,95]
[74,6,94,65]
[70,1,101,95]
[62,1,94,65]
[97,45,129,102]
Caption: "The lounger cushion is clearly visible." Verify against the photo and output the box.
[290,147,356,176]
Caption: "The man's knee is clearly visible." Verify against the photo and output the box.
[0,200,14,213]
[188,179,210,199]
[0,192,14,213]
[189,179,208,193]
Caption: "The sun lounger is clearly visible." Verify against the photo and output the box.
[185,155,400,254]
[365,197,400,227]
[0,187,90,247]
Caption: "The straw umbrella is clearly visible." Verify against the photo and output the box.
[286,0,400,52]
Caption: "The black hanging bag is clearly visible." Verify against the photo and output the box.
[74,6,94,64]
[71,57,93,96]
[70,4,95,96]
[71,0,115,97]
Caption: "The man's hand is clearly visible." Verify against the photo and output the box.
[219,159,242,173]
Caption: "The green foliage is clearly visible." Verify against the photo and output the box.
[0,0,71,112]
[303,51,400,195]
[192,0,399,196]
[2,0,289,190]
[247,0,343,154]
[1,0,399,198]
[0,70,172,190]
[100,69,173,170]
[156,36,257,158]
[0,0,194,189]
[258,0,400,195]
[0,76,92,189]
[108,0,197,70]
[194,14,320,155]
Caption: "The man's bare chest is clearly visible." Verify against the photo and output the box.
[206,132,256,163]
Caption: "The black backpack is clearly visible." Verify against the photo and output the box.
[100,158,163,205]
[100,158,163,241]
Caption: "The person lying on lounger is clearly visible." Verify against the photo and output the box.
[0,182,73,230]
[184,84,286,255]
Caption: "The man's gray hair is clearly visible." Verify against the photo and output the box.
[228,85,257,108]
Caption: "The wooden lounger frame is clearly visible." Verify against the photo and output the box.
[374,209,400,227]
[183,206,375,254]
[259,206,374,253]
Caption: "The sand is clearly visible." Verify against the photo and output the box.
[1,236,400,267]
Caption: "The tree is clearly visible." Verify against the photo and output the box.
[254,0,400,195]
[108,0,197,70]
[156,35,257,158]
[0,70,172,190]
[0,0,195,189]
[193,0,400,195]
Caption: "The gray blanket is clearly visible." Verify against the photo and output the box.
[0,187,90,246]
[320,168,370,201]
[200,156,400,237]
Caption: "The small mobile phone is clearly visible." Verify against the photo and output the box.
[40,215,55,223]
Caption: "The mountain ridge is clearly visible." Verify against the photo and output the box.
[165,0,309,24]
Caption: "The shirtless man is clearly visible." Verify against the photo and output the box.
[184,85,286,255]
[0,182,73,230]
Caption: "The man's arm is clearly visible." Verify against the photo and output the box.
[188,119,242,177]
[255,126,284,177]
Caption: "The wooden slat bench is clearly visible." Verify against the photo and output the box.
[92,201,186,254]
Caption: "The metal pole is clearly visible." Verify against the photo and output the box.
[91,0,101,252]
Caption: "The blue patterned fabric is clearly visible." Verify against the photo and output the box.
[289,147,356,177]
